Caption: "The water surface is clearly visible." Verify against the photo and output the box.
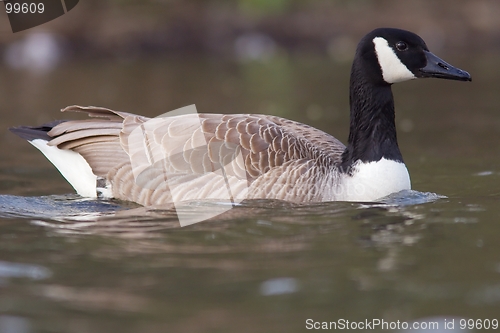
[1,55,499,332]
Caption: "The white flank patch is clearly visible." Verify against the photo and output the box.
[30,139,98,198]
[337,158,411,202]
[373,37,416,84]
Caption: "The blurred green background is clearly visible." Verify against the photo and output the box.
[1,0,499,57]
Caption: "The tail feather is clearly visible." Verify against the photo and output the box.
[9,120,67,142]
[10,106,136,198]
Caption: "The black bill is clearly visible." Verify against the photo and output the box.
[418,51,472,81]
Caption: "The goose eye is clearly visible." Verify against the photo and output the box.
[395,41,408,51]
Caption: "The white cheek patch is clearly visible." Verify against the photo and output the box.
[373,37,416,84]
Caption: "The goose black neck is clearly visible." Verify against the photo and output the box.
[340,61,403,172]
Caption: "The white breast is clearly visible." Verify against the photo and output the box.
[334,158,411,202]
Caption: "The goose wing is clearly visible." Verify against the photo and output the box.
[46,106,141,178]
[47,106,346,205]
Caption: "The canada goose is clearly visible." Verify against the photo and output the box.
[10,28,471,206]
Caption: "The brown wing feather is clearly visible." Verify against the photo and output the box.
[46,106,141,178]
[45,106,346,205]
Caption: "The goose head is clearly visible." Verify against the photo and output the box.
[342,28,471,182]
[356,27,471,85]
